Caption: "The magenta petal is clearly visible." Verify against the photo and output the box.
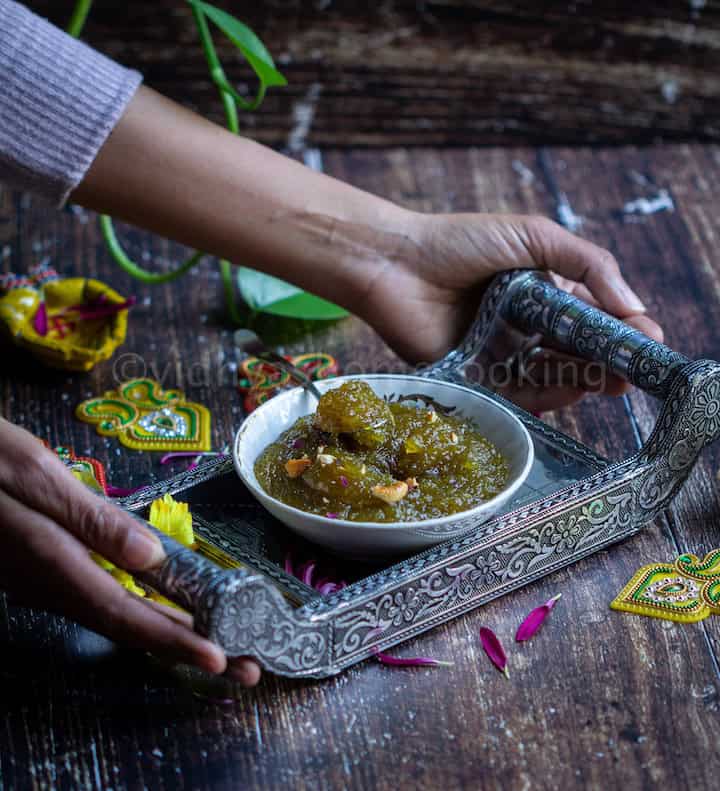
[372,649,453,668]
[33,301,48,336]
[325,512,339,519]
[298,561,316,587]
[74,296,137,321]
[160,452,194,463]
[516,593,562,642]
[479,627,509,677]
[106,484,146,497]
[161,451,209,463]
[160,451,220,470]
[339,476,349,488]
[284,552,294,576]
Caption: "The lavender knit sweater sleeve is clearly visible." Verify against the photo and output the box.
[0,0,142,206]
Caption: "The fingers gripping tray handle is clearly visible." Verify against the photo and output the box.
[133,521,334,678]
[502,271,689,398]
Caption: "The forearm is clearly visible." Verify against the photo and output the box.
[72,86,414,310]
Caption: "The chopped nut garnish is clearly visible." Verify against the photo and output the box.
[405,477,419,490]
[426,409,438,423]
[317,453,336,466]
[285,457,312,478]
[360,464,367,475]
[450,431,459,443]
[371,480,409,504]
[322,496,330,504]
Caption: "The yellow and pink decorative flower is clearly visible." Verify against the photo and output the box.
[92,493,196,603]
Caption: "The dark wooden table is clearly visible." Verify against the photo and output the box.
[2,144,720,790]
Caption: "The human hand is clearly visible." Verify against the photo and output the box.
[361,212,664,411]
[0,418,260,686]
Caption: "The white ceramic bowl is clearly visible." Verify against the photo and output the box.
[233,375,534,557]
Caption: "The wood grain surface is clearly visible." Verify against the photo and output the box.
[1,144,720,790]
[21,0,720,147]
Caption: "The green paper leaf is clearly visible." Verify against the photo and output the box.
[188,1,287,88]
[236,268,348,320]
[263,292,349,320]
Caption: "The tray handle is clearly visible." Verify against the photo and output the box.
[501,271,689,398]
[131,518,332,677]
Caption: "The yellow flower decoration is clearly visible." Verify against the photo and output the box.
[147,591,181,609]
[149,494,195,548]
[91,494,193,602]
[111,568,147,598]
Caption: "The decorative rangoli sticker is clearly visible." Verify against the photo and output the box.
[76,378,211,452]
[238,351,339,412]
[611,549,720,623]
[0,262,133,371]
[48,443,108,494]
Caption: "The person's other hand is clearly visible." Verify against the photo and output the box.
[0,418,260,686]
[362,212,663,411]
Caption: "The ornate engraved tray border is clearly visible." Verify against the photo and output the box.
[123,272,720,678]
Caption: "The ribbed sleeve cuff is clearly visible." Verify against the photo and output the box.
[0,0,142,206]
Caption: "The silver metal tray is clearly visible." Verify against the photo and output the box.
[119,270,720,678]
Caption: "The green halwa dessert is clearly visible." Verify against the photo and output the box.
[254,380,509,523]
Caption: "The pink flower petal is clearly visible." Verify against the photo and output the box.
[339,476,349,488]
[160,451,223,471]
[106,484,147,497]
[161,452,202,463]
[479,627,509,678]
[372,649,453,668]
[516,593,562,642]
[325,512,339,519]
[298,561,316,587]
[68,296,137,322]
[283,553,347,594]
[33,301,48,336]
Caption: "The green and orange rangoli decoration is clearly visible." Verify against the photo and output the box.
[611,549,720,623]
[46,443,108,494]
[237,351,339,412]
[76,378,211,452]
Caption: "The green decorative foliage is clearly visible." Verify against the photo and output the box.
[187,0,286,109]
[237,268,348,320]
[67,0,345,324]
